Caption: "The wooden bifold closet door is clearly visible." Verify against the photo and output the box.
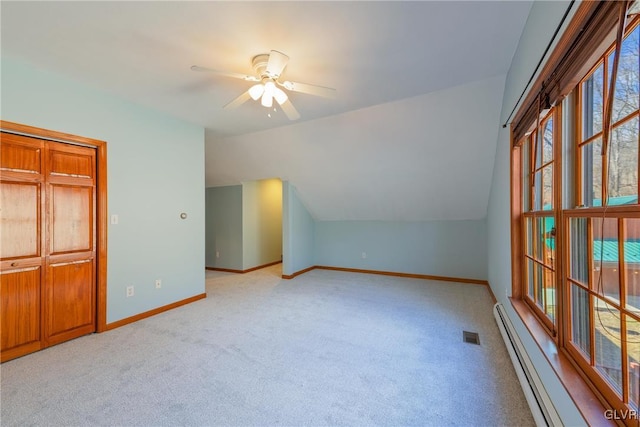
[1,132,97,362]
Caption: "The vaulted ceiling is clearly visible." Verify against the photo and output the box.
[1,1,533,221]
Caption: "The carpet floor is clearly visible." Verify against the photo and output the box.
[1,265,534,426]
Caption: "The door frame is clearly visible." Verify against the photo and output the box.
[1,120,108,332]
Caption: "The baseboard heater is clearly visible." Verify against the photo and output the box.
[493,303,562,426]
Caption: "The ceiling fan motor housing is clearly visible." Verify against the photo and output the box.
[252,54,273,79]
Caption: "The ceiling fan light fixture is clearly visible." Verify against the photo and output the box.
[261,81,276,107]
[263,81,276,96]
[248,84,264,100]
[274,87,288,105]
[261,93,273,108]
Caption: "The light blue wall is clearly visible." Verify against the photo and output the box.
[205,185,243,270]
[212,179,487,280]
[487,1,585,424]
[282,181,315,276]
[315,220,487,280]
[242,179,282,270]
[2,57,205,324]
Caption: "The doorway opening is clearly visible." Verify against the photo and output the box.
[205,178,282,274]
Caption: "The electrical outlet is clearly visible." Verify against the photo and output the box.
[155,279,162,289]
[216,251,220,258]
[126,286,134,297]
[361,252,367,259]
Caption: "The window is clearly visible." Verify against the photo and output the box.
[512,4,640,422]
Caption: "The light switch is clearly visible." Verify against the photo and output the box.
[111,214,119,225]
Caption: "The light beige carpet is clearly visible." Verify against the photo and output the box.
[1,264,534,426]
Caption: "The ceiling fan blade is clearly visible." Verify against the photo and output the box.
[223,91,252,110]
[265,50,289,79]
[279,80,336,99]
[277,98,301,121]
[190,65,259,82]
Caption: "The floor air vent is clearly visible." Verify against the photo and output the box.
[462,331,480,345]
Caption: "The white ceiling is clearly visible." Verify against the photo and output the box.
[1,1,533,221]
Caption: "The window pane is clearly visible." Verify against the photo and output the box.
[628,315,640,410]
[581,138,603,207]
[534,170,542,211]
[542,164,553,210]
[611,25,639,123]
[608,117,638,205]
[527,258,535,300]
[525,217,533,256]
[544,266,556,321]
[536,262,544,307]
[543,117,554,164]
[535,131,543,170]
[582,63,604,140]
[523,141,531,212]
[535,217,544,262]
[593,217,620,302]
[571,283,591,358]
[544,216,556,269]
[570,218,589,285]
[594,297,623,395]
[625,218,640,311]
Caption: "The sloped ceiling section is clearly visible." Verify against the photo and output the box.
[206,74,506,221]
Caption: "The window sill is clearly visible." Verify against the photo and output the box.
[510,298,616,426]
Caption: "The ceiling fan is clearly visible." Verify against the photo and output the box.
[191,50,336,120]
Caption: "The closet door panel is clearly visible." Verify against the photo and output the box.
[0,267,42,361]
[49,149,93,179]
[50,184,93,254]
[1,182,40,258]
[1,135,42,174]
[46,260,94,344]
